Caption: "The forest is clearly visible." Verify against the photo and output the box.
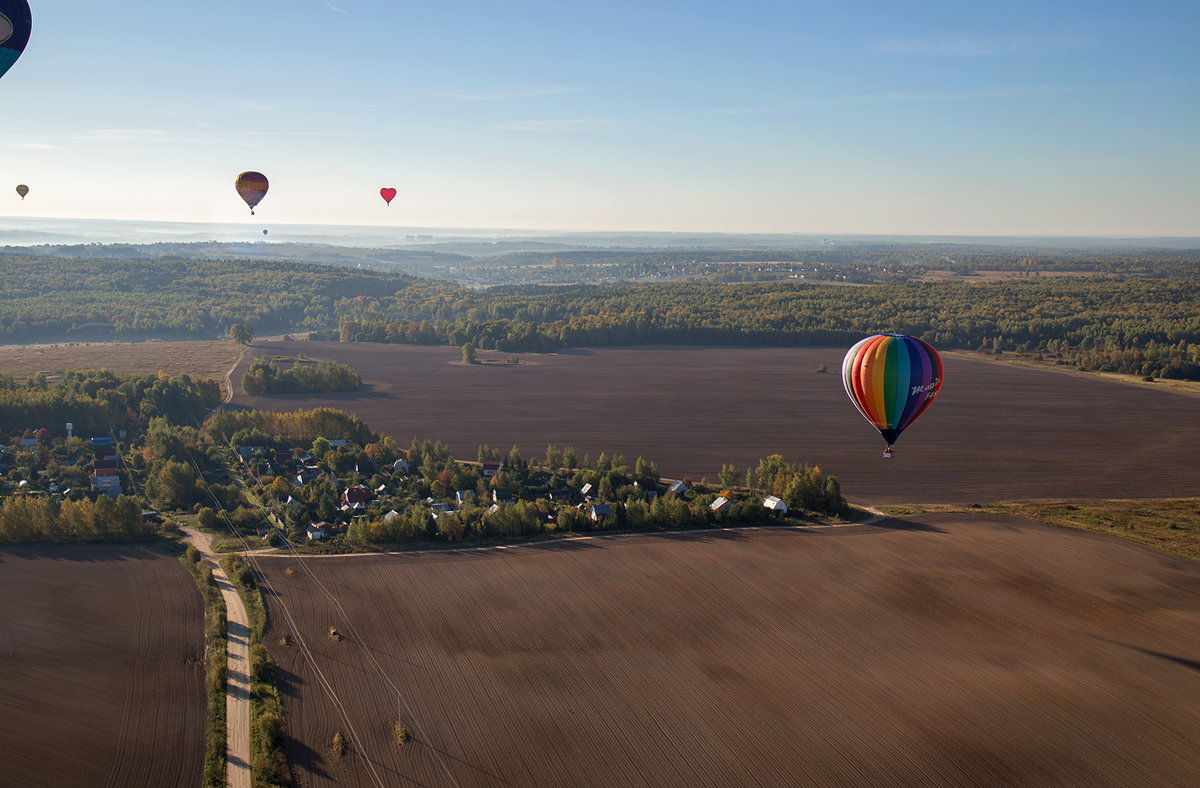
[2,248,1199,380]
[335,276,1200,379]
[0,369,221,437]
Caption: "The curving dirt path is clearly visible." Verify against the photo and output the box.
[221,344,248,406]
[184,527,252,788]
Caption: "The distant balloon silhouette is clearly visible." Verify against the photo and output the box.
[842,333,943,458]
[263,229,268,236]
[380,187,397,205]
[0,0,32,82]
[235,171,269,215]
[15,184,28,199]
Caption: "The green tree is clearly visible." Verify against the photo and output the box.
[147,459,201,509]
[229,323,255,345]
[462,343,478,364]
[634,456,659,481]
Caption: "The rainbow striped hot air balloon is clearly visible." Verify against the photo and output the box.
[842,333,943,457]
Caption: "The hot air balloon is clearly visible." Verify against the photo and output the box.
[15,184,28,199]
[235,171,269,215]
[380,187,397,206]
[842,333,942,458]
[0,0,32,82]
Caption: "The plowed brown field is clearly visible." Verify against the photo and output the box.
[0,544,206,787]
[259,514,1200,787]
[230,342,1200,503]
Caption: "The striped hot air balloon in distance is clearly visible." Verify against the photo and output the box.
[235,171,269,215]
[842,333,943,458]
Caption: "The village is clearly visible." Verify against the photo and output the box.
[0,407,833,551]
[231,438,795,548]
[0,426,128,500]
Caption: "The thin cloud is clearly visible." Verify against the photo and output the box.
[873,34,1006,57]
[1049,158,1132,166]
[327,2,348,14]
[707,79,1177,116]
[75,129,169,142]
[242,129,366,138]
[490,119,614,133]
[873,32,1096,57]
[0,141,63,151]
[450,87,589,102]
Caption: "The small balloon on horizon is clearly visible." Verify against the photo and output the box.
[15,184,28,199]
[380,187,397,205]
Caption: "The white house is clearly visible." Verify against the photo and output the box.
[763,495,788,514]
[710,496,733,513]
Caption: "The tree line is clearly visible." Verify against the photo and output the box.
[336,277,1200,380]
[241,360,361,395]
[4,251,1199,380]
[0,493,147,543]
[0,369,221,438]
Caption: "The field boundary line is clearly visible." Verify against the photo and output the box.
[247,519,870,561]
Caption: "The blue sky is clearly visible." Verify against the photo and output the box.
[2,0,1197,235]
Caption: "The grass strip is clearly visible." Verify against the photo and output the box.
[181,543,227,788]
[881,498,1200,564]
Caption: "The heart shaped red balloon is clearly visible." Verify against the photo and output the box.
[380,187,397,205]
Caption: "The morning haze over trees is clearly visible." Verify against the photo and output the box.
[1,243,1197,380]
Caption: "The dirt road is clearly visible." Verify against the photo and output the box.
[184,527,252,788]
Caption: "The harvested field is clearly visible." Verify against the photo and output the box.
[0,339,240,381]
[230,341,1200,503]
[259,514,1200,786]
[0,544,206,787]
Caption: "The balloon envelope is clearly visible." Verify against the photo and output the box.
[842,334,943,446]
[380,187,397,205]
[15,184,28,199]
[0,0,32,82]
[235,171,269,214]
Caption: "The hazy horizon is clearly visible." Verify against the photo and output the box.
[2,215,1199,252]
